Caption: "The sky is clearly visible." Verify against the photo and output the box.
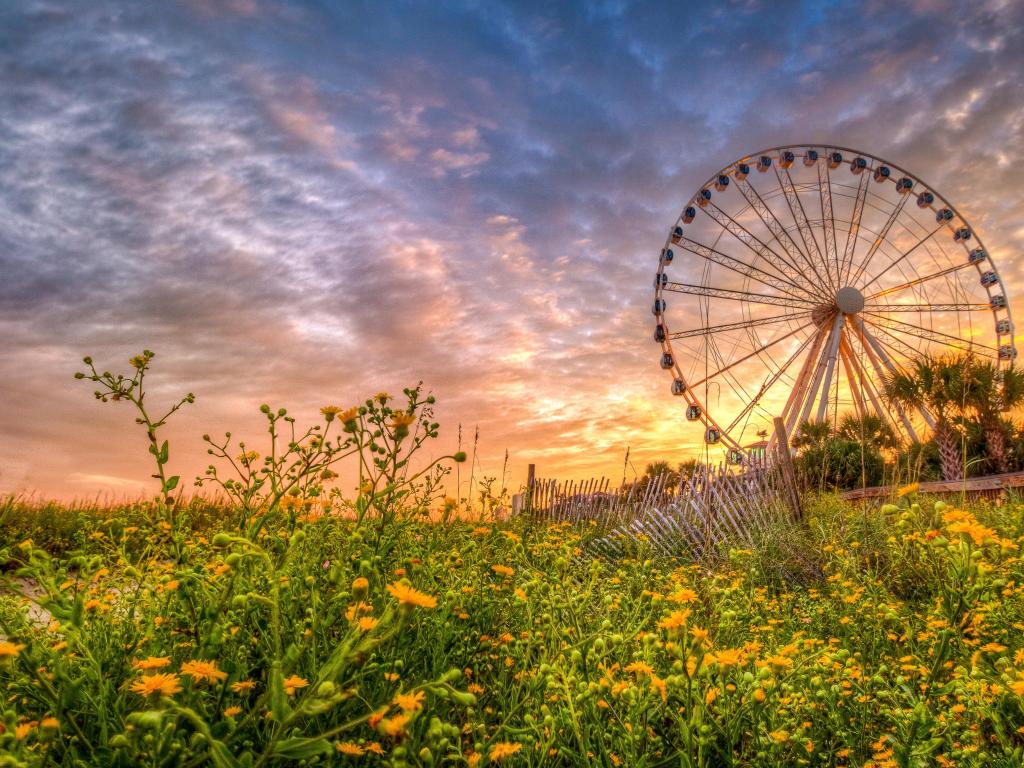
[2,0,1024,501]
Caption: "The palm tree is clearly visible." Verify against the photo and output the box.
[835,413,899,452]
[791,419,832,452]
[884,356,969,481]
[963,362,1024,473]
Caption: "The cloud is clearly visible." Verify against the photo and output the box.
[1,0,1023,498]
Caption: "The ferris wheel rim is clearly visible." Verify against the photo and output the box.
[653,143,1016,460]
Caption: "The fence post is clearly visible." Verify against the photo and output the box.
[525,463,536,513]
[773,417,803,522]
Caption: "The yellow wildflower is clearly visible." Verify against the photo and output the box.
[386,581,437,609]
[283,675,309,696]
[180,660,227,685]
[489,742,523,762]
[393,690,426,712]
[130,673,182,699]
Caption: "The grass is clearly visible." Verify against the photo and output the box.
[1,492,1024,767]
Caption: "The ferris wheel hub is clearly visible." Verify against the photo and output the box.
[835,286,865,315]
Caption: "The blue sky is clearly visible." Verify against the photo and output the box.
[2,0,1023,497]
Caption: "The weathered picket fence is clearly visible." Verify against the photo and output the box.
[523,450,797,560]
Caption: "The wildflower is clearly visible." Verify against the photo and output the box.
[492,564,514,577]
[393,690,425,712]
[624,661,653,676]
[15,723,32,740]
[489,742,523,762]
[358,617,379,632]
[896,482,919,498]
[133,656,171,671]
[379,713,408,737]
[389,411,416,429]
[231,680,257,694]
[690,626,710,647]
[180,660,227,685]
[283,675,309,696]
[223,706,242,718]
[770,729,790,743]
[668,587,698,604]
[352,576,369,600]
[0,641,25,660]
[320,405,342,421]
[657,610,691,634]
[753,688,766,702]
[40,717,59,732]
[339,407,360,429]
[712,648,745,668]
[130,673,182,699]
[386,581,438,609]
[337,742,364,756]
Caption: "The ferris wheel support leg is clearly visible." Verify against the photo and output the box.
[857,318,936,430]
[838,339,867,421]
[796,314,841,428]
[841,329,906,439]
[848,318,922,442]
[815,315,844,424]
[772,325,828,454]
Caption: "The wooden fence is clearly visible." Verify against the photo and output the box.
[522,452,796,560]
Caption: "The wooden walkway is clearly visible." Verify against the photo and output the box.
[842,470,1024,501]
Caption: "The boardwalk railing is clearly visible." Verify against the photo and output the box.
[523,452,794,560]
[842,470,1024,501]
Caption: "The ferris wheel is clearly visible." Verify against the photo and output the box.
[652,144,1016,460]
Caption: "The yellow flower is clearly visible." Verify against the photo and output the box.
[386,581,437,609]
[492,564,514,577]
[336,742,365,756]
[896,482,919,497]
[358,616,379,632]
[375,392,391,403]
[15,723,32,740]
[231,680,257,694]
[223,706,242,718]
[489,742,523,762]
[690,626,710,646]
[624,661,653,676]
[379,713,408,737]
[393,690,425,712]
[657,610,691,633]
[0,641,25,659]
[753,688,766,702]
[283,675,309,696]
[712,648,745,669]
[770,729,790,743]
[338,407,360,428]
[320,405,342,421]
[40,717,59,731]
[668,587,699,604]
[389,411,416,429]
[133,656,171,671]
[130,673,182,699]
[1010,679,1024,696]
[180,660,227,685]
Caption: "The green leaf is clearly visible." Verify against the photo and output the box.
[209,740,240,768]
[157,440,169,465]
[164,475,180,492]
[272,737,332,760]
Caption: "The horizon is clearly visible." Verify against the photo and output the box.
[3,0,1024,501]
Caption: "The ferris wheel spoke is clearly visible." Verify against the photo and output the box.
[859,224,947,291]
[725,331,819,434]
[838,335,868,421]
[688,321,814,389]
[671,234,809,299]
[839,171,870,286]
[863,301,990,313]
[662,282,817,310]
[775,167,833,290]
[847,193,911,286]
[668,311,812,340]
[734,177,832,300]
[861,312,998,356]
[808,314,844,424]
[817,161,839,287]
[865,261,975,301]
